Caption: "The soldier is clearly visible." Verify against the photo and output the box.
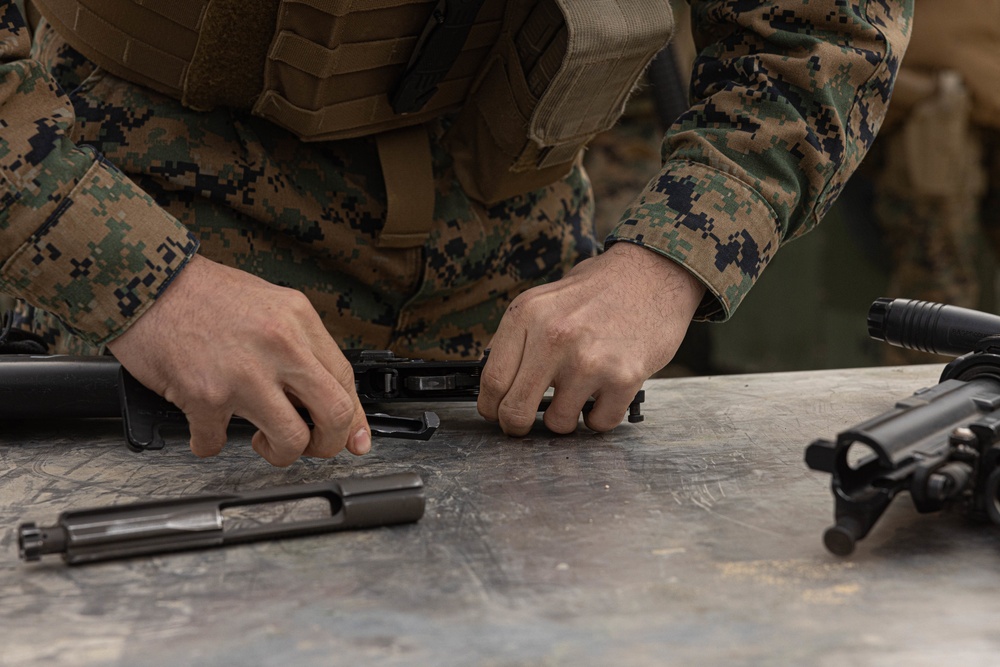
[0,0,912,465]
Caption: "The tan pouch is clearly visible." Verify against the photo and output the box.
[445,0,673,204]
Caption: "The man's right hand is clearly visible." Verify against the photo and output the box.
[106,255,370,466]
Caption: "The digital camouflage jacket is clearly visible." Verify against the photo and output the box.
[0,0,912,346]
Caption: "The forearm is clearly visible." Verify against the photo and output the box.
[608,0,913,321]
[0,3,197,344]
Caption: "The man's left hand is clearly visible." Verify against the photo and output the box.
[477,242,707,435]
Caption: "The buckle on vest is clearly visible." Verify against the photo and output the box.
[391,0,487,115]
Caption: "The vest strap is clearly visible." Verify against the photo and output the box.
[375,124,436,248]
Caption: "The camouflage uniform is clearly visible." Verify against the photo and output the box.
[0,1,912,359]
[2,9,597,358]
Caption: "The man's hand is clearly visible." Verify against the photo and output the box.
[477,242,706,435]
[107,255,370,466]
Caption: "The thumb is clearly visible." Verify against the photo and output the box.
[344,397,371,456]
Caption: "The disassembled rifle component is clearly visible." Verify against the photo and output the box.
[19,472,424,565]
[807,298,1000,555]
[0,350,645,451]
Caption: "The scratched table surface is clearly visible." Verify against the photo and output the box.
[3,364,1000,666]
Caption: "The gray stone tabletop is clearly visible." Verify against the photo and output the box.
[2,364,998,666]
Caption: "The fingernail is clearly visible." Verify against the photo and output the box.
[353,428,371,455]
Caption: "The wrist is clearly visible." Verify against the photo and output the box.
[604,241,706,309]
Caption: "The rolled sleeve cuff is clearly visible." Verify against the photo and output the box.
[0,156,199,344]
[606,160,781,322]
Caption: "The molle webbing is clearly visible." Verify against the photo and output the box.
[253,0,506,141]
[31,0,280,109]
[32,0,674,241]
[31,0,673,165]
[31,0,504,137]
[30,0,212,99]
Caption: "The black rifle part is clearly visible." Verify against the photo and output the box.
[117,368,441,452]
[119,366,441,451]
[0,351,645,450]
[0,354,120,419]
[807,298,1000,555]
[18,472,425,565]
[868,297,1000,357]
[0,309,47,355]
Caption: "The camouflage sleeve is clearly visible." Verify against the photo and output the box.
[607,0,913,321]
[0,1,197,345]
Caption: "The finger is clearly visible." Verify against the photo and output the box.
[542,381,597,435]
[343,399,371,457]
[244,389,314,467]
[582,384,642,433]
[477,316,528,423]
[302,346,370,457]
[298,385,365,459]
[496,342,558,437]
[252,430,292,468]
[301,395,369,457]
[186,409,232,458]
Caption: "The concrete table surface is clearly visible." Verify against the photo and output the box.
[2,364,999,666]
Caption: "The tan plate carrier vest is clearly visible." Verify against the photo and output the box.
[32,0,674,247]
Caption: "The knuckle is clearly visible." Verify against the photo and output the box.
[478,367,507,399]
[308,370,356,426]
[567,351,643,393]
[497,401,536,433]
[569,349,605,377]
[267,419,312,458]
[540,330,561,351]
[604,367,644,394]
[194,387,231,413]
[306,433,348,459]
[284,290,317,320]
[587,410,623,432]
[254,442,302,468]
[477,400,498,422]
[505,292,536,324]
[327,352,356,382]
[324,392,356,428]
[190,439,226,458]
[257,316,297,349]
[544,409,579,434]
[266,452,297,468]
[283,287,310,306]
[284,420,313,450]
[168,380,230,414]
[541,320,573,349]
